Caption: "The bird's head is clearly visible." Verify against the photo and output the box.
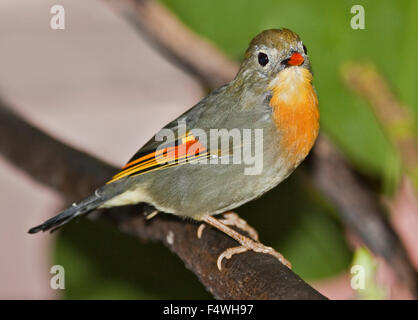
[241,28,310,80]
[229,28,317,117]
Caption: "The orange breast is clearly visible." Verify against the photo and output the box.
[269,67,319,167]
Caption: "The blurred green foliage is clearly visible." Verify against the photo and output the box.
[56,0,417,299]
[351,247,388,299]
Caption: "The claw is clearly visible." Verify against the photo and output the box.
[217,246,248,270]
[197,224,205,239]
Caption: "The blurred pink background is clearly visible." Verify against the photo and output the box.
[0,0,204,299]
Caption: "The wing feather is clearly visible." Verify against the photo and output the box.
[107,133,209,183]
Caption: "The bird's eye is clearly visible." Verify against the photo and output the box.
[303,44,307,54]
[258,52,269,66]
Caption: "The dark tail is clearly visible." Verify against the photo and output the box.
[28,192,107,234]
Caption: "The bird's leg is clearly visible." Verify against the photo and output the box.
[197,211,258,241]
[219,212,259,241]
[201,215,292,270]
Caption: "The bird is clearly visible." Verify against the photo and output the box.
[29,28,319,270]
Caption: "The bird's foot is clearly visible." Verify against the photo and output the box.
[216,242,291,271]
[197,211,258,241]
[200,215,291,271]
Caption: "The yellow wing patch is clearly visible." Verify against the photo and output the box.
[107,134,208,184]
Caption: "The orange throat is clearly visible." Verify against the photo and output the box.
[269,67,319,167]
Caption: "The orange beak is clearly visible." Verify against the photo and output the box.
[287,52,304,66]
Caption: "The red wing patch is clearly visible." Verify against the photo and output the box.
[107,134,208,184]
